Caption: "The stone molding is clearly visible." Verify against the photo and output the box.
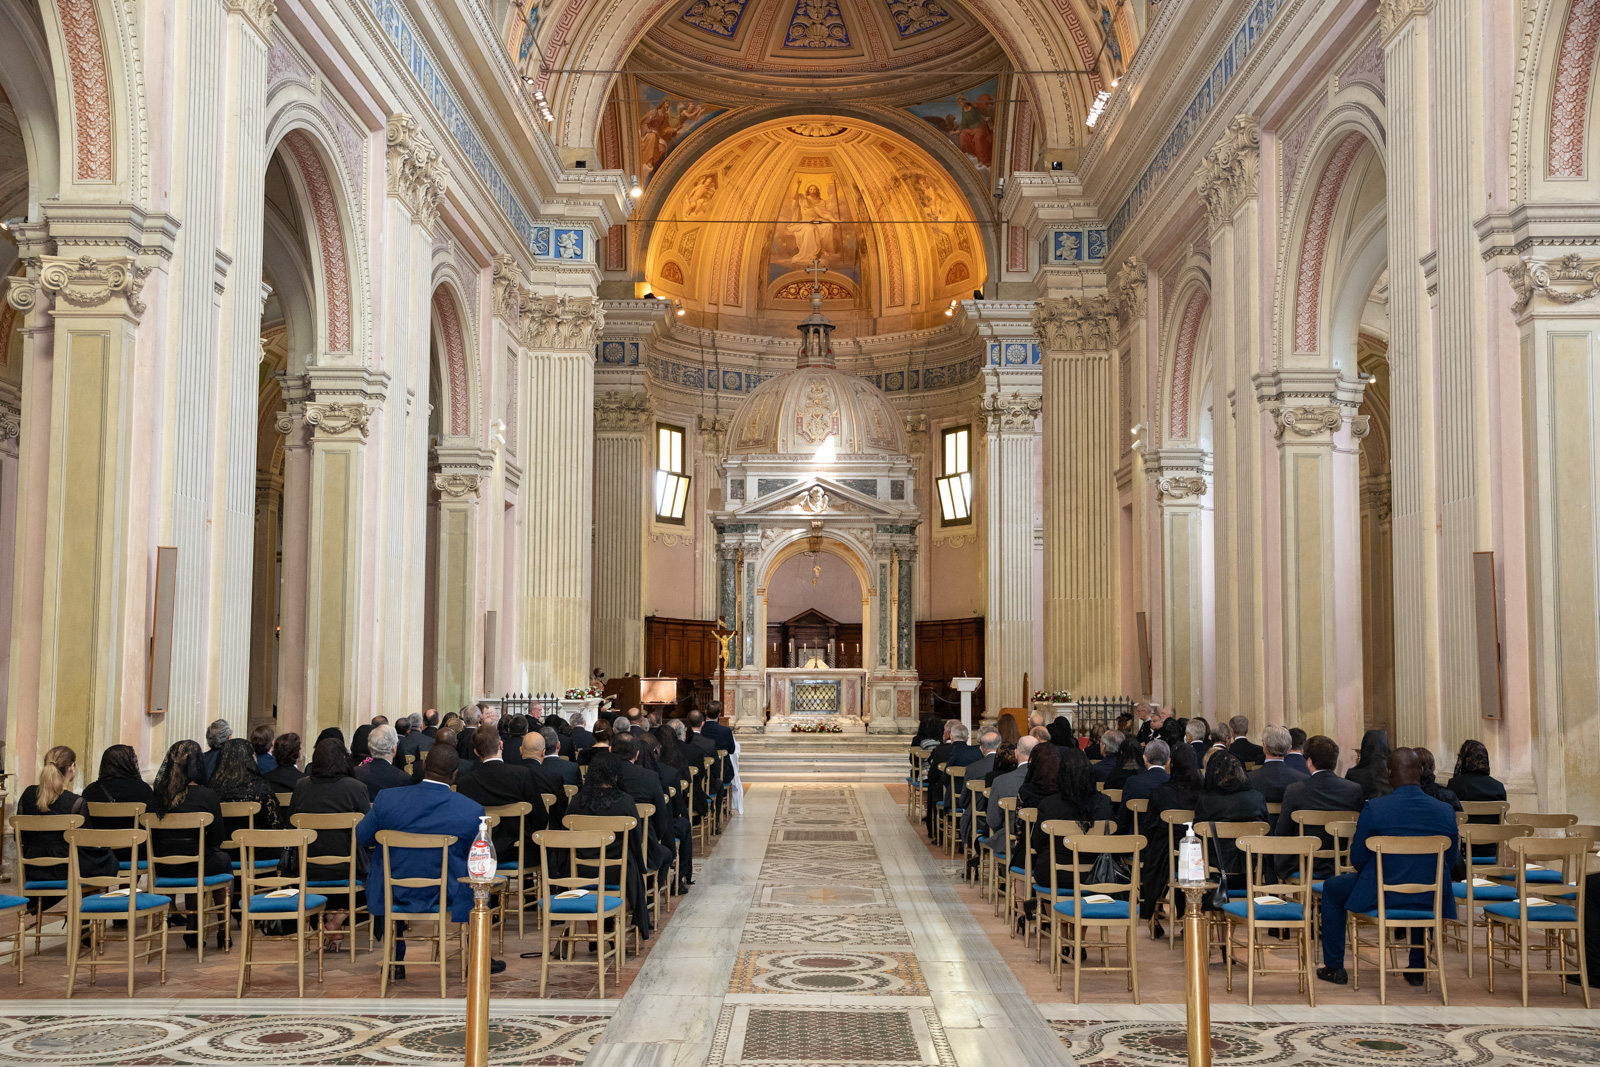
[594,389,653,432]
[0,400,20,442]
[433,472,482,499]
[1154,474,1208,501]
[520,292,605,350]
[34,254,153,319]
[1116,256,1148,323]
[981,391,1043,434]
[1033,295,1117,353]
[4,273,39,315]
[1378,0,1431,40]
[1270,404,1343,439]
[385,113,447,231]
[1509,253,1600,312]
[228,0,277,36]
[1195,115,1261,230]
[698,413,731,457]
[492,254,523,326]
[304,401,371,439]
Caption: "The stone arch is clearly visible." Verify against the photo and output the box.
[1162,270,1211,444]
[428,276,476,440]
[0,1,63,214]
[35,0,148,198]
[753,528,881,673]
[1513,0,1600,199]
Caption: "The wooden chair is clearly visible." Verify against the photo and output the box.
[375,830,466,998]
[991,797,1017,920]
[532,828,626,997]
[964,780,989,886]
[1290,808,1362,881]
[291,811,370,955]
[234,828,326,997]
[565,813,639,957]
[1157,808,1195,950]
[907,749,928,823]
[1195,821,1270,956]
[1485,836,1591,1007]
[636,803,667,928]
[701,756,719,837]
[1509,811,1579,835]
[1265,802,1282,818]
[11,813,82,955]
[62,827,169,997]
[1046,831,1145,1002]
[1223,836,1318,1005]
[483,802,534,941]
[941,766,968,858]
[564,783,579,800]
[1015,807,1039,946]
[1103,788,1123,805]
[1460,800,1509,822]
[141,811,232,961]
[0,892,24,985]
[1035,820,1091,967]
[220,801,277,874]
[86,802,148,876]
[1443,823,1533,974]
[715,749,733,827]
[1349,835,1451,1004]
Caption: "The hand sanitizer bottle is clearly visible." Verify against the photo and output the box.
[1179,822,1205,883]
[467,815,496,879]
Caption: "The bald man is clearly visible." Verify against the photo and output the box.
[1316,747,1461,986]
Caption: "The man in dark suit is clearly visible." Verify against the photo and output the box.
[356,725,413,799]
[421,708,440,739]
[924,721,981,838]
[1246,725,1308,804]
[1316,748,1460,986]
[356,746,502,977]
[567,712,595,754]
[502,716,530,766]
[1227,715,1266,767]
[1091,731,1123,782]
[644,733,695,891]
[519,731,570,829]
[700,702,737,776]
[1285,728,1309,775]
[1186,717,1210,765]
[986,735,1036,837]
[455,724,549,861]
[957,727,1001,842]
[1275,734,1366,879]
[684,711,721,814]
[538,726,582,789]
[611,735,674,878]
[455,708,481,763]
[1117,738,1171,835]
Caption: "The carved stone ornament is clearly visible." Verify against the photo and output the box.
[4,274,38,314]
[1033,295,1118,353]
[304,401,371,438]
[38,255,153,319]
[1508,253,1600,313]
[1155,474,1208,501]
[491,254,524,325]
[1377,0,1428,38]
[520,292,605,350]
[274,412,296,436]
[1116,256,1148,322]
[1195,115,1262,230]
[981,391,1043,433]
[594,389,654,432]
[229,0,277,34]
[1349,413,1371,439]
[433,472,482,498]
[698,413,731,458]
[0,401,20,441]
[385,113,448,231]
[791,486,831,513]
[1270,404,1344,439]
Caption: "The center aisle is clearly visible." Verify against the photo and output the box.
[585,783,1077,1067]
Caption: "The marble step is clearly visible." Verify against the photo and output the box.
[737,751,910,782]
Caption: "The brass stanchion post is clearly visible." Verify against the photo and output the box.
[1177,882,1213,1067]
[462,875,503,1067]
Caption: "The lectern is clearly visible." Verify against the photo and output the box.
[641,676,678,717]
[952,676,982,733]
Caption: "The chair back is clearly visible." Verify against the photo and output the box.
[12,813,84,888]
[1237,836,1316,919]
[289,811,363,877]
[1369,835,1449,920]
[564,814,636,892]
[1509,811,1579,835]
[965,780,988,845]
[1124,798,1149,815]
[1459,823,1534,875]
[219,801,261,847]
[1038,820,1097,900]
[997,796,1017,857]
[541,793,557,810]
[1290,808,1361,868]
[565,783,579,799]
[1507,836,1589,917]
[275,792,294,809]
[139,811,213,876]
[62,827,144,897]
[1195,820,1270,881]
[1067,833,1144,901]
[85,801,146,833]
[237,828,317,919]
[1103,788,1123,804]
[1017,807,1039,884]
[485,802,533,858]
[533,828,618,919]
[375,830,454,921]
[946,765,967,809]
[1159,808,1196,870]
[1461,800,1509,821]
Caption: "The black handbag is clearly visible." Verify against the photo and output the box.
[1089,848,1131,887]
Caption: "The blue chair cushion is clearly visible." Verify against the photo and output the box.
[1222,900,1304,922]
[231,859,280,870]
[1311,881,1324,894]
[1471,856,1496,865]
[935,801,948,809]
[246,893,328,913]
[0,895,27,911]
[154,873,233,888]
[1009,866,1028,877]
[1452,881,1517,902]
[117,860,149,871]
[1053,898,1133,920]
[1484,901,1577,923]
[1357,907,1438,921]
[496,860,521,871]
[80,892,168,913]
[24,880,68,891]
[544,893,623,914]
[1522,868,1564,884]
[306,880,351,889]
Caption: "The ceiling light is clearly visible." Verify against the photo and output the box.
[675,299,686,317]
[629,174,643,198]
[1086,89,1112,128]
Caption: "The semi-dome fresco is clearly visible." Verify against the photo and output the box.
[725,362,908,456]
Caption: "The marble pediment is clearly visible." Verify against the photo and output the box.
[726,476,909,523]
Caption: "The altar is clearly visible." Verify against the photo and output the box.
[765,668,868,733]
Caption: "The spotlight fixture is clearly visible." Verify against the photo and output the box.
[1086,89,1112,128]
[945,299,958,317]
[675,299,686,317]
[994,176,1006,200]
[629,174,643,198]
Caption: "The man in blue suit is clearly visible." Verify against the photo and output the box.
[1317,748,1460,986]
[356,745,503,978]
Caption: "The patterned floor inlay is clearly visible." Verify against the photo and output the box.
[708,1004,956,1067]
[729,948,928,995]
[740,909,911,945]
[1051,1019,1600,1066]
[0,1010,607,1065]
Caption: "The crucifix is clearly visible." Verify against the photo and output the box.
[807,256,826,293]
[712,615,738,723]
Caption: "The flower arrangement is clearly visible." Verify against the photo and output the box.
[1032,690,1073,703]
[790,721,843,734]
[563,683,605,700]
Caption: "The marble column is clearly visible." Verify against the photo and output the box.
[488,255,524,693]
[1035,296,1120,693]
[1195,116,1273,722]
[981,390,1041,713]
[516,294,601,693]
[247,476,282,728]
[274,400,312,739]
[1382,5,1443,748]
[1148,451,1208,718]
[376,113,447,720]
[1117,258,1157,702]
[592,389,652,678]
[0,396,18,746]
[430,465,486,714]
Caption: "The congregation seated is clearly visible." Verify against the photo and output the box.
[212,737,286,832]
[566,755,653,940]
[1030,749,1113,882]
[19,746,119,902]
[611,735,676,887]
[265,732,306,795]
[1345,728,1395,800]
[1244,725,1308,803]
[957,727,1001,840]
[986,735,1036,839]
[290,736,371,878]
[150,739,230,882]
[1227,714,1266,767]
[1137,743,1203,925]
[454,723,549,861]
[1116,739,1170,836]
[924,720,979,837]
[1194,753,1267,892]
[84,743,157,811]
[355,724,412,799]
[1275,733,1365,880]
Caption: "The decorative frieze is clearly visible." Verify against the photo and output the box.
[37,255,152,319]
[1270,405,1344,439]
[1195,115,1261,230]
[1508,253,1600,313]
[1115,256,1148,322]
[491,254,523,326]
[594,389,653,432]
[981,391,1042,434]
[1033,295,1117,353]
[385,113,447,231]
[433,472,482,498]
[304,401,371,439]
[1155,474,1208,501]
[520,293,605,350]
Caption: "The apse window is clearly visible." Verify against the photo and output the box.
[654,423,691,523]
[937,426,972,525]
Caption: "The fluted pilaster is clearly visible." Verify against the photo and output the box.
[593,389,653,677]
[982,390,1042,711]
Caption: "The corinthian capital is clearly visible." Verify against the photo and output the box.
[1508,253,1600,313]
[1033,295,1117,353]
[1116,256,1148,322]
[385,113,447,231]
[594,389,654,432]
[491,254,524,326]
[1195,115,1261,230]
[1378,0,1428,38]
[229,0,277,35]
[520,292,605,350]
[981,391,1043,434]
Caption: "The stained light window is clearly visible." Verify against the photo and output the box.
[937,426,972,524]
[654,424,690,523]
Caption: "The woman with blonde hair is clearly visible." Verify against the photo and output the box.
[18,746,118,908]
